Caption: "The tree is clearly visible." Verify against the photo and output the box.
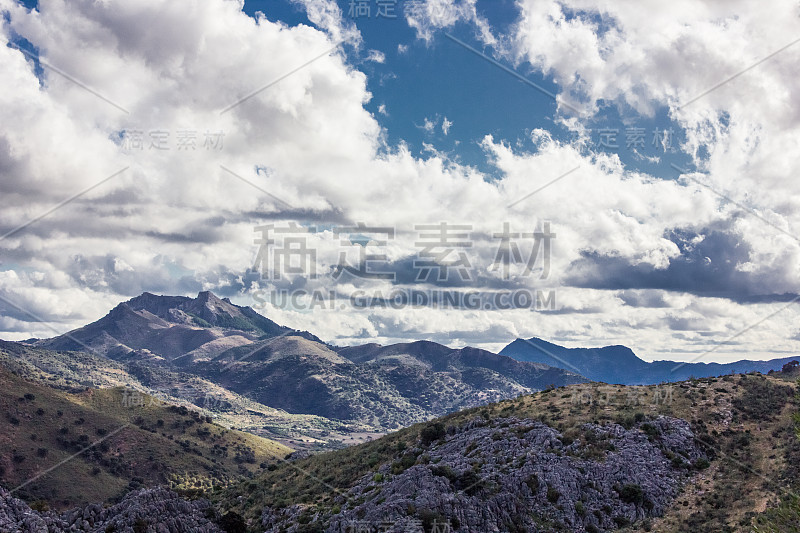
[781,360,799,373]
[219,511,247,533]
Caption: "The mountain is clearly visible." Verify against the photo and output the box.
[338,340,585,393]
[35,291,321,363]
[0,361,290,510]
[168,335,586,430]
[23,292,586,441]
[500,336,799,385]
[211,370,800,532]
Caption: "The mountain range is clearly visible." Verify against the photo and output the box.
[15,292,585,446]
[2,291,800,531]
[500,336,798,385]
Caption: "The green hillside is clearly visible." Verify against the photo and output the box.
[0,364,291,510]
[214,371,800,532]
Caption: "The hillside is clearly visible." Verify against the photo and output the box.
[212,371,800,532]
[0,362,290,510]
[0,340,361,451]
[23,292,587,439]
[194,337,586,428]
[501,336,798,385]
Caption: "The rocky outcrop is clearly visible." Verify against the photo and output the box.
[0,487,222,532]
[265,415,707,532]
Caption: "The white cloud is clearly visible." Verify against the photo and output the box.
[442,116,452,135]
[0,0,797,361]
[365,49,386,63]
[405,0,496,46]
[290,0,361,45]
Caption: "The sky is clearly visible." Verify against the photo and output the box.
[0,0,799,363]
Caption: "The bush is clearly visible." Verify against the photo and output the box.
[547,486,561,503]
[618,483,645,505]
[420,423,446,446]
[614,515,631,527]
[525,474,539,492]
[575,500,586,516]
[218,511,247,533]
[641,423,660,438]
[454,470,483,496]
[694,458,711,470]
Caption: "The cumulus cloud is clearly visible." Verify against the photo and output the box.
[0,0,797,361]
[290,0,361,45]
[402,1,800,300]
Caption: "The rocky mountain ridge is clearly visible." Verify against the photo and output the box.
[22,292,586,439]
[501,336,798,385]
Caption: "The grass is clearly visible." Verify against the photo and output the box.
[0,365,290,509]
[214,372,800,532]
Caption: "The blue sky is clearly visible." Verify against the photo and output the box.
[246,0,691,178]
[1,0,798,361]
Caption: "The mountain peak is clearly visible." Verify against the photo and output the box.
[196,290,221,302]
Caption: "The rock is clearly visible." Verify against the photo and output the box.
[0,487,223,532]
[265,415,707,532]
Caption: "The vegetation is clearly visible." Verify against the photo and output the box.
[0,365,290,509]
[212,371,800,532]
[0,341,352,453]
[4,334,800,533]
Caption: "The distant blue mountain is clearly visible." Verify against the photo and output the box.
[499,337,798,385]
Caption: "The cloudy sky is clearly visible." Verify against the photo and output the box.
[1,0,798,362]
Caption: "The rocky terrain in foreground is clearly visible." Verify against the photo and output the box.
[263,416,707,532]
[3,369,799,532]
[0,487,223,532]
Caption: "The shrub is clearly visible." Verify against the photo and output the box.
[694,458,711,470]
[547,486,561,503]
[454,470,483,495]
[575,500,586,516]
[618,483,645,505]
[641,423,660,438]
[525,474,539,492]
[420,423,446,446]
[614,515,631,527]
